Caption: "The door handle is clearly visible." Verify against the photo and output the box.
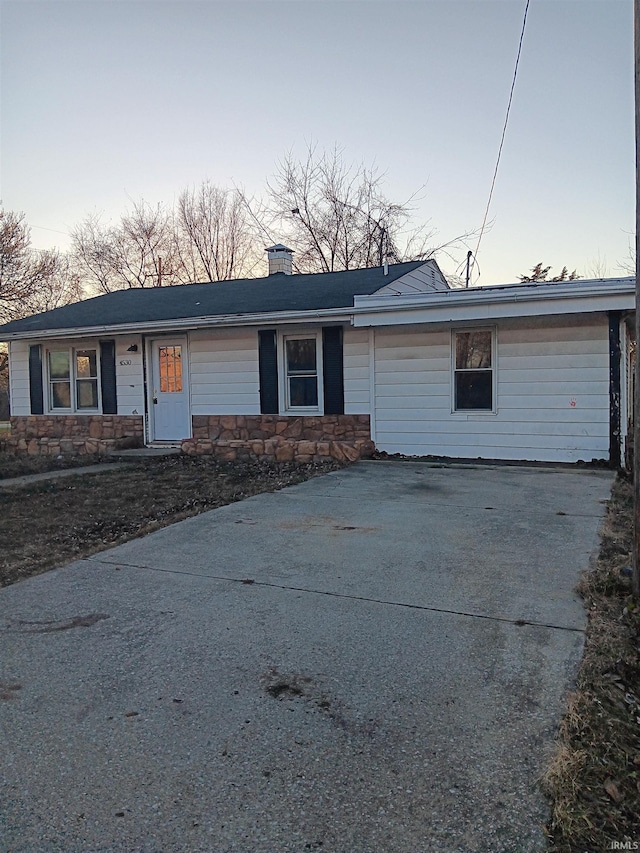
[153,397,158,404]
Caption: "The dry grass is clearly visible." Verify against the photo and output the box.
[0,451,118,480]
[0,453,344,589]
[543,476,640,850]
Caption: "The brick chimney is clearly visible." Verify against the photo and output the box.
[266,244,293,276]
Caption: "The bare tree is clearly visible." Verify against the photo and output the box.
[22,251,82,315]
[587,251,609,279]
[73,153,475,286]
[72,201,180,293]
[118,200,179,288]
[618,237,635,275]
[258,146,455,274]
[518,263,580,283]
[70,213,121,294]
[0,209,80,323]
[1,209,52,321]
[176,182,258,282]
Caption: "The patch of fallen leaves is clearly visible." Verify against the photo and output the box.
[0,451,119,480]
[0,455,345,588]
[543,475,640,851]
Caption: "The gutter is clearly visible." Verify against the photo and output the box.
[0,308,356,342]
[353,278,636,312]
[351,279,636,329]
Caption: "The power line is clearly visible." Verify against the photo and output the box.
[471,0,531,283]
[31,224,70,236]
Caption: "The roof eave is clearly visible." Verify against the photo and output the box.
[1,278,635,341]
[0,306,356,342]
[352,279,635,325]
[355,277,635,308]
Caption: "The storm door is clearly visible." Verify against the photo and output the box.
[150,338,191,440]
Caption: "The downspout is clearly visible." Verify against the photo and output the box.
[609,311,622,469]
[368,328,377,445]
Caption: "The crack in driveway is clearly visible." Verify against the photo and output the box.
[85,555,585,633]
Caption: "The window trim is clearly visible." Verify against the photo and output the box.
[450,326,497,415]
[277,331,324,414]
[45,345,102,414]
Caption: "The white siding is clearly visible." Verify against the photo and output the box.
[373,316,611,463]
[8,340,30,416]
[373,261,449,296]
[189,328,260,415]
[9,337,146,417]
[115,335,145,415]
[343,327,370,414]
[191,326,372,417]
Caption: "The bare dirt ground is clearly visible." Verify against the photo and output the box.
[543,475,640,850]
[0,453,343,589]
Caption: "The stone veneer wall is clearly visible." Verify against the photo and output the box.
[8,415,145,456]
[182,414,374,463]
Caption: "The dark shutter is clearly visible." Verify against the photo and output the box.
[29,344,44,415]
[322,326,344,415]
[100,340,117,414]
[258,330,279,414]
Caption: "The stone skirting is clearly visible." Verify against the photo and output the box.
[8,415,145,456]
[182,414,374,463]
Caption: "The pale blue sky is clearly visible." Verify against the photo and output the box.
[0,0,633,284]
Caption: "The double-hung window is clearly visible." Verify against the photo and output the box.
[48,348,99,411]
[453,329,495,412]
[283,335,321,411]
[258,327,344,416]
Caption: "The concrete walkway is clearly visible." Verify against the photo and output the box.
[0,462,130,489]
[0,446,178,489]
[0,461,612,853]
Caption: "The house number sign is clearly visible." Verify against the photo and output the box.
[119,359,132,366]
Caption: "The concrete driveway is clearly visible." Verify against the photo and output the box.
[0,461,612,853]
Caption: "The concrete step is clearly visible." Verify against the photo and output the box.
[110,446,182,458]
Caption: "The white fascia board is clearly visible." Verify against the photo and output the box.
[352,279,635,326]
[0,307,354,342]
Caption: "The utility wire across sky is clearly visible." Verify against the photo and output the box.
[471,0,531,285]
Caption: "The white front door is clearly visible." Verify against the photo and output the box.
[150,338,191,441]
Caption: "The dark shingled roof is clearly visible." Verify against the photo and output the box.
[0,261,424,336]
